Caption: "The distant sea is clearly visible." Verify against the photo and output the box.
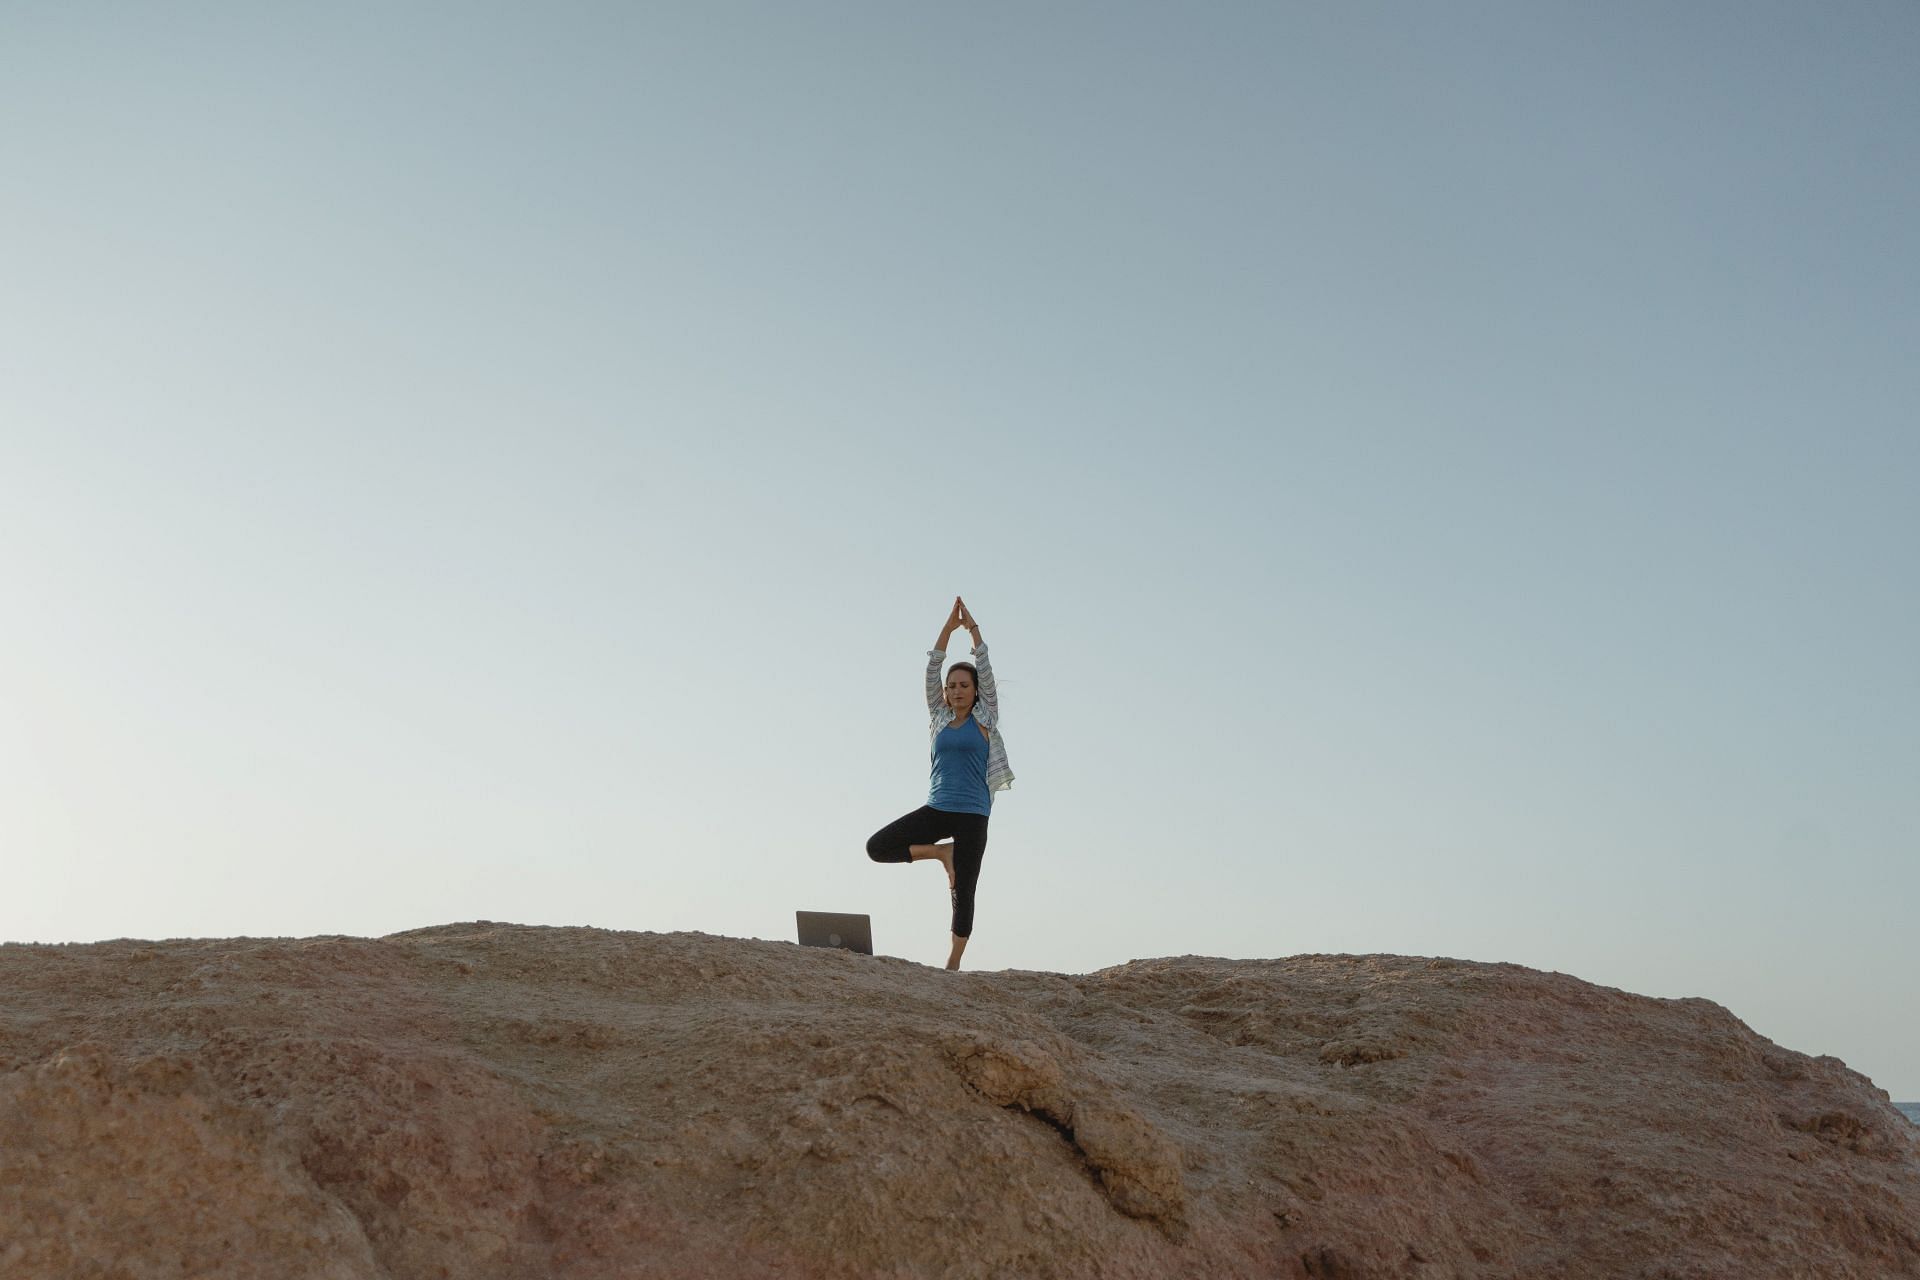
[1898,1102,1920,1126]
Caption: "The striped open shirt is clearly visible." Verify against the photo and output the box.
[925,642,1015,794]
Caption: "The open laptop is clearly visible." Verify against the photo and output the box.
[796,910,872,955]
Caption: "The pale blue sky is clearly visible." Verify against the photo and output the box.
[3,4,1915,1095]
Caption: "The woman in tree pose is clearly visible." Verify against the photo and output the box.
[865,596,1014,970]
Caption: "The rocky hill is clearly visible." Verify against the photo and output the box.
[2,922,1916,1278]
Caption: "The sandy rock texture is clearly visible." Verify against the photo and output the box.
[2,922,1915,1279]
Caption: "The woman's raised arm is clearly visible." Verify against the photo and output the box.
[958,597,982,649]
[928,596,964,716]
[935,596,964,652]
[956,598,998,723]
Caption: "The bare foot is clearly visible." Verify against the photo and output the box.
[911,843,956,891]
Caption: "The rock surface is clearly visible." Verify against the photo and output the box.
[2,923,1916,1278]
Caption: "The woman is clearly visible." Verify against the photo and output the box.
[865,596,1014,970]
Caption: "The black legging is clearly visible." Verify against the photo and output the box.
[866,805,989,938]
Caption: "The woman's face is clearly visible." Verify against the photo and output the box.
[945,670,975,716]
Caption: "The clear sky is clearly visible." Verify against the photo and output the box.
[4,3,1915,1096]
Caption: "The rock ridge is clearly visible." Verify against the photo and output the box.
[2,923,1916,1278]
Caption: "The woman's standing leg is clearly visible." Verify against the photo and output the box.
[944,815,988,970]
[867,806,985,967]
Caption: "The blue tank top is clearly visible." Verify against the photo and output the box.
[929,716,992,816]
